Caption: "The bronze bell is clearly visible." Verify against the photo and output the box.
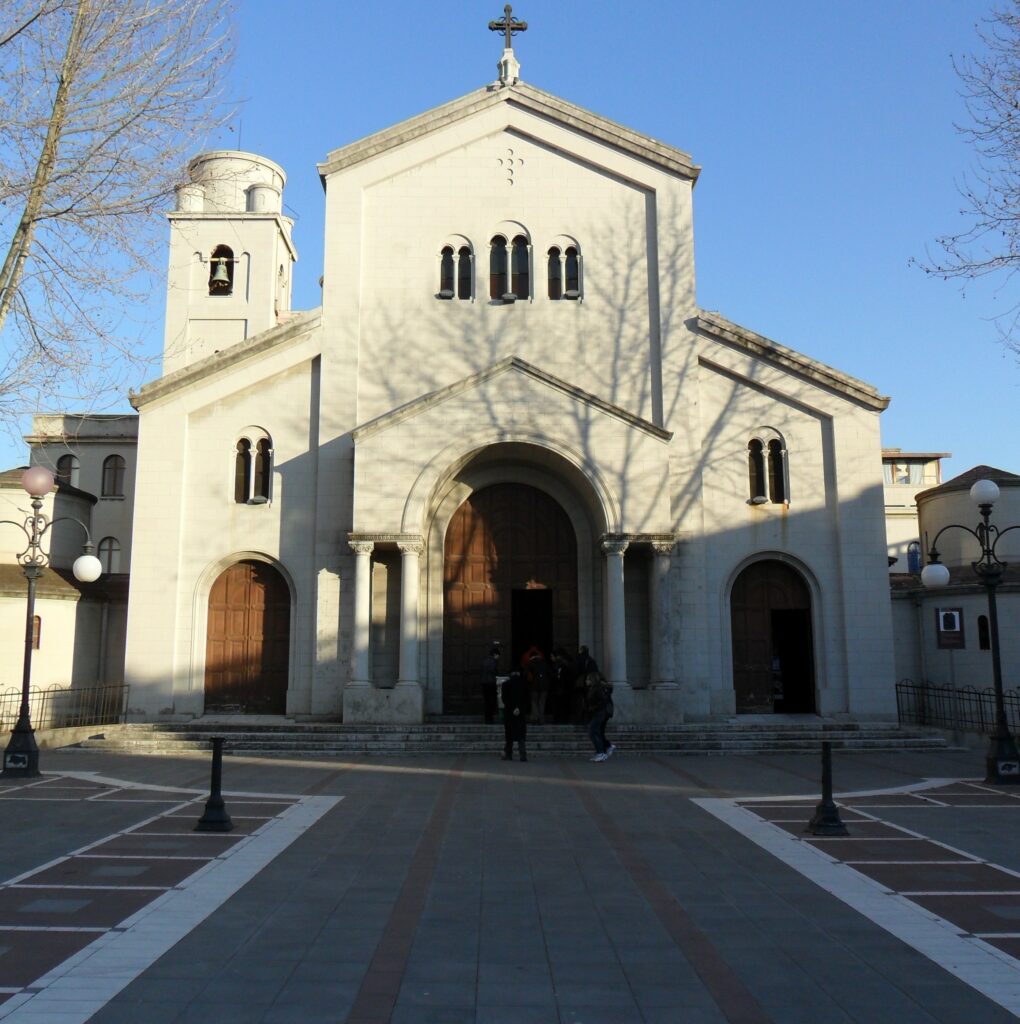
[210,258,231,289]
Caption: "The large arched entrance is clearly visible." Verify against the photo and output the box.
[731,559,815,713]
[205,560,290,714]
[443,483,578,713]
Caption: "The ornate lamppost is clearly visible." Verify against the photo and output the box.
[1,466,102,778]
[921,478,1020,784]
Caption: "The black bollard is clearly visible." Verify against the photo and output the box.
[195,736,234,832]
[806,740,848,836]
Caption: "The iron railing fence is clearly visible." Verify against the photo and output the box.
[896,678,1020,734]
[0,683,129,733]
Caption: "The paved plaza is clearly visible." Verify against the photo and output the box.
[0,743,1018,1023]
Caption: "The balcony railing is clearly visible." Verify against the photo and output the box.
[896,678,1020,734]
[0,683,129,733]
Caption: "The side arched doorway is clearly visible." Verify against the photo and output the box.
[205,560,290,714]
[731,559,815,714]
[443,483,578,714]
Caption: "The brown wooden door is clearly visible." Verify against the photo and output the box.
[443,483,578,714]
[205,560,290,714]
[731,560,814,713]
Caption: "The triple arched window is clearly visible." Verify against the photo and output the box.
[747,432,789,505]
[436,231,583,303]
[234,429,273,504]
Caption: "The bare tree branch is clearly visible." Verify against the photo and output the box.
[0,0,234,429]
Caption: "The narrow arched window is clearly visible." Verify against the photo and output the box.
[438,246,455,298]
[32,615,41,650]
[101,455,125,497]
[907,542,922,574]
[457,246,472,300]
[548,247,562,299]
[978,614,991,650]
[234,439,252,503]
[564,247,579,298]
[768,440,786,503]
[252,438,272,503]
[209,244,234,296]
[511,235,529,299]
[55,454,79,488]
[748,440,766,501]
[98,537,121,574]
[489,236,507,299]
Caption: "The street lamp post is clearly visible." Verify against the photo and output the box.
[921,478,1020,785]
[1,466,102,778]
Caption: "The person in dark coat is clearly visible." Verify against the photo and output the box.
[571,645,599,723]
[501,670,530,761]
[480,643,500,724]
[584,671,615,762]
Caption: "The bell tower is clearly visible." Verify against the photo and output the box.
[163,151,297,374]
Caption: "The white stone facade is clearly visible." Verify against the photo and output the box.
[114,77,898,724]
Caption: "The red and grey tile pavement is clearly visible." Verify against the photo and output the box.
[1,746,1020,1022]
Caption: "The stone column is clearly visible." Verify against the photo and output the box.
[650,540,677,688]
[602,538,629,685]
[349,540,374,687]
[397,538,424,688]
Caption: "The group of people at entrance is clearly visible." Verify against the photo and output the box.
[480,643,616,762]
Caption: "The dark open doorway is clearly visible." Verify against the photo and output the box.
[770,609,815,713]
[512,589,553,668]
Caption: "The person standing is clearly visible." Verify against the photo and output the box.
[501,669,530,761]
[480,642,500,724]
[584,671,615,762]
[572,645,599,723]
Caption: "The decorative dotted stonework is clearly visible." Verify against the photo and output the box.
[497,148,523,186]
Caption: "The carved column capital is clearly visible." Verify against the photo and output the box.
[349,539,374,556]
[397,536,425,556]
[601,536,629,557]
[650,539,675,556]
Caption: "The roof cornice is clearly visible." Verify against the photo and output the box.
[317,81,700,183]
[130,308,321,409]
[695,311,890,411]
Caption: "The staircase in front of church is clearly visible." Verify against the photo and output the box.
[68,719,950,758]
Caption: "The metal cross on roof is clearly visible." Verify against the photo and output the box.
[489,4,527,51]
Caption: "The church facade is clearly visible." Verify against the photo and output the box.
[119,51,896,725]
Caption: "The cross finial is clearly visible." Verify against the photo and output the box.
[489,4,527,52]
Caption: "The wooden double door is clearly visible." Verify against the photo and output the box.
[443,483,578,714]
[731,560,815,713]
[205,560,290,714]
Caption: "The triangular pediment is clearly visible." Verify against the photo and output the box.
[318,82,699,183]
[351,356,672,444]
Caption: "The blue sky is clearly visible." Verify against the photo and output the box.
[4,0,1017,480]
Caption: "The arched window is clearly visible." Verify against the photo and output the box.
[101,455,125,497]
[233,430,272,504]
[510,235,530,299]
[978,614,991,651]
[438,246,455,298]
[489,236,508,299]
[906,541,922,574]
[457,246,472,300]
[767,440,787,504]
[747,430,789,505]
[98,537,121,574]
[252,438,272,503]
[548,247,562,299]
[209,244,234,296]
[748,440,766,502]
[564,246,580,298]
[32,615,41,650]
[55,454,79,488]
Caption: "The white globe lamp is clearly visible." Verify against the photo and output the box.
[21,466,54,497]
[920,562,950,589]
[970,478,1000,507]
[72,554,102,583]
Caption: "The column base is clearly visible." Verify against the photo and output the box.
[610,685,685,725]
